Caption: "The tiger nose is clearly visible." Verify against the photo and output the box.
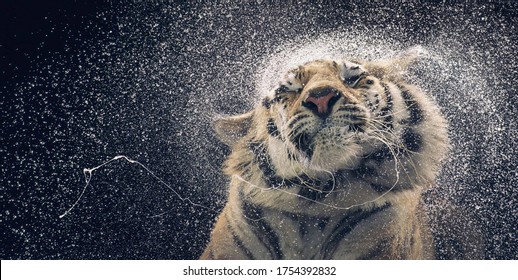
[302,87,340,117]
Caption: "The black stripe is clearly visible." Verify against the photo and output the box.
[369,183,390,193]
[297,179,334,202]
[401,128,422,152]
[345,75,360,85]
[296,71,302,80]
[275,85,289,94]
[267,118,280,137]
[355,145,413,192]
[287,149,297,161]
[365,99,375,112]
[242,199,284,259]
[372,93,380,111]
[321,203,391,258]
[288,121,309,140]
[287,113,310,129]
[335,114,366,123]
[234,159,254,182]
[291,133,314,158]
[399,86,424,126]
[298,220,308,237]
[284,212,309,237]
[248,142,285,188]
[317,217,330,231]
[235,160,252,171]
[336,106,363,114]
[271,95,288,104]
[354,146,392,180]
[262,97,271,109]
[227,222,256,260]
[284,212,331,239]
[379,83,394,130]
[354,163,377,179]
[357,239,388,260]
[365,146,393,162]
[349,123,365,133]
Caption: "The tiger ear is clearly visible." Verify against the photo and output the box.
[214,110,254,146]
[363,46,428,79]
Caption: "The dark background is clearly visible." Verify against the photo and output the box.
[1,0,516,259]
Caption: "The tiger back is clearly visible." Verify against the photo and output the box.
[201,47,449,259]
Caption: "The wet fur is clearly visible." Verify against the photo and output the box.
[202,47,449,259]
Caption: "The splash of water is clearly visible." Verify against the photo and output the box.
[61,32,499,221]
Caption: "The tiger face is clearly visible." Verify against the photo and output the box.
[214,48,448,214]
[263,59,383,174]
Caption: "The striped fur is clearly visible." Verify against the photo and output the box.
[202,47,448,259]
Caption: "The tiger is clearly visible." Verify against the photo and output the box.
[200,47,450,259]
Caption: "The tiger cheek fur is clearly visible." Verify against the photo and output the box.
[202,47,449,259]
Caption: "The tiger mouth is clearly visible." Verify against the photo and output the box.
[292,132,314,158]
[290,122,364,159]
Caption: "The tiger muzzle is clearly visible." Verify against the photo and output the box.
[302,87,342,118]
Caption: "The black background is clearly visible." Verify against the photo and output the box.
[1,0,517,259]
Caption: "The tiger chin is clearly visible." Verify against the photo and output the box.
[201,47,450,259]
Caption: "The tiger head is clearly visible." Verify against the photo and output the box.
[264,59,375,172]
[215,48,449,212]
